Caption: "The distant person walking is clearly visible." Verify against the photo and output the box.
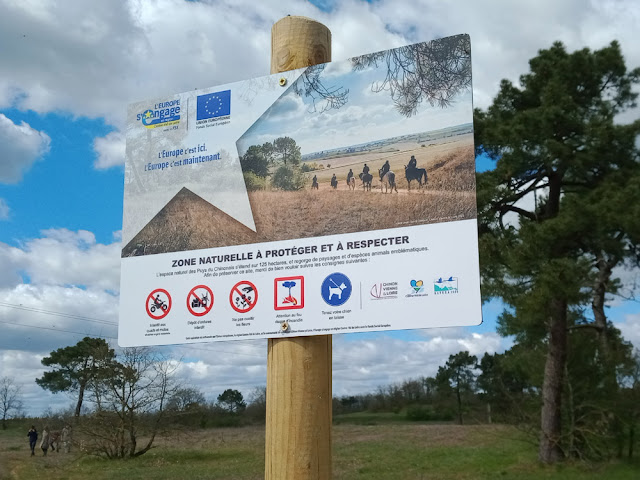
[27,426,38,456]
[62,424,72,453]
[40,426,50,456]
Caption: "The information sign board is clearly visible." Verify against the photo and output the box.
[119,34,481,346]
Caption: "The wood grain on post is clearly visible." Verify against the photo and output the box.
[266,16,332,480]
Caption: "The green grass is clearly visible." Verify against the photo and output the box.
[1,420,638,480]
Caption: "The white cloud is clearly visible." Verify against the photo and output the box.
[1,0,637,125]
[331,331,506,396]
[94,130,125,169]
[0,198,9,220]
[616,313,640,349]
[0,228,120,291]
[0,114,50,183]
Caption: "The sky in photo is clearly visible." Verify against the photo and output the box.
[239,48,472,155]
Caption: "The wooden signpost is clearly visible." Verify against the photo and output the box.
[266,16,333,480]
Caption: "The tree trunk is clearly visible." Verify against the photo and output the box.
[539,298,568,463]
[564,364,575,458]
[75,381,86,418]
[456,385,463,425]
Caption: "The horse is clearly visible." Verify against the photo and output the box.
[359,172,373,191]
[348,177,356,190]
[404,165,427,190]
[379,168,398,193]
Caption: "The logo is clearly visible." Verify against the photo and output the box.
[137,99,181,129]
[370,282,398,300]
[275,276,304,310]
[434,276,459,295]
[230,281,258,314]
[197,90,231,121]
[406,279,428,298]
[321,273,352,307]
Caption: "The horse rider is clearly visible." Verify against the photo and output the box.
[346,168,354,184]
[331,174,338,188]
[381,160,391,176]
[362,163,370,176]
[408,155,417,170]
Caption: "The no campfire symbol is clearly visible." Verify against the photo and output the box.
[186,285,214,317]
[146,289,172,319]
[230,281,258,313]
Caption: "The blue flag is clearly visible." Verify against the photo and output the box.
[196,90,231,120]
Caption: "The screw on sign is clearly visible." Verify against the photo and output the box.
[146,289,172,319]
[187,285,214,317]
[230,281,258,313]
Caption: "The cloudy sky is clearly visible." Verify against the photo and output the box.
[1,0,639,416]
[238,54,472,155]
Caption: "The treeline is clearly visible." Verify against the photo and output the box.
[334,343,640,460]
[240,136,313,191]
[4,335,638,462]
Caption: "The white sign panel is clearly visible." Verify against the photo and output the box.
[119,34,481,346]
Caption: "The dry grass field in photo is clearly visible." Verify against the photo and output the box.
[2,420,638,480]
[122,135,476,256]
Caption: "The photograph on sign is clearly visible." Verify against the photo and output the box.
[118,34,481,347]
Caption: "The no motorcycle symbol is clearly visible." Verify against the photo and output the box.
[187,285,214,317]
[146,289,172,319]
[230,281,258,313]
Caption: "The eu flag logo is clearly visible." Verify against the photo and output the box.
[197,90,231,120]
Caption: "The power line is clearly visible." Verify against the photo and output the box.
[1,319,266,359]
[0,301,116,326]
[0,301,348,360]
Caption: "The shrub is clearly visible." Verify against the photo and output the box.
[406,405,436,421]
[243,171,267,191]
[270,165,306,191]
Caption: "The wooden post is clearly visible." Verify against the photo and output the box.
[266,16,332,480]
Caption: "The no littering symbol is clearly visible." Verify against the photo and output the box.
[146,289,171,319]
[187,285,214,317]
[230,281,258,314]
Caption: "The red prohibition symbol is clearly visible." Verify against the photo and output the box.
[229,281,258,314]
[146,289,171,319]
[187,285,214,317]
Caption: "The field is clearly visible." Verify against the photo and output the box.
[1,421,638,480]
[306,133,474,191]
[122,135,476,256]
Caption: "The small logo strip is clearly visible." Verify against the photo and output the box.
[434,276,459,294]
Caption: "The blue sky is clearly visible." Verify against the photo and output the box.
[0,110,121,244]
[0,0,638,416]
